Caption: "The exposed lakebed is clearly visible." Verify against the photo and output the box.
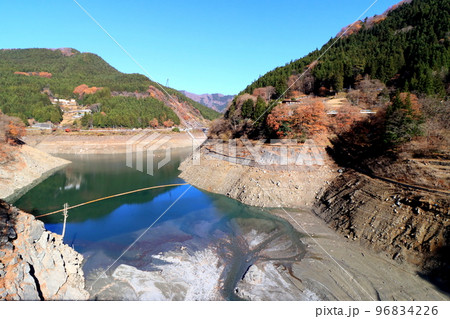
[13,150,310,300]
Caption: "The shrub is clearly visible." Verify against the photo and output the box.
[208,118,232,139]
[149,118,159,128]
[163,119,174,127]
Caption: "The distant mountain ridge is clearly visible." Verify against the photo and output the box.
[180,91,234,113]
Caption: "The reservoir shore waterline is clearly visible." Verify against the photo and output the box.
[23,130,206,155]
[1,131,205,202]
[2,135,448,300]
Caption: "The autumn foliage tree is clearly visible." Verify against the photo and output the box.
[266,104,292,138]
[329,105,363,134]
[266,99,328,141]
[292,100,328,140]
[73,84,103,96]
[287,72,315,96]
[163,119,174,127]
[347,75,388,107]
[149,118,159,128]
[0,112,26,145]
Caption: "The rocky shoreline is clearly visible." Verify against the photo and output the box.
[0,200,89,300]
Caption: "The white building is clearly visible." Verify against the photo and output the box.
[31,122,55,130]
[52,98,77,106]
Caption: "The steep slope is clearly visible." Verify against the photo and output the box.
[0,48,220,127]
[179,90,234,112]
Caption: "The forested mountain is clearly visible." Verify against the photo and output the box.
[242,0,448,98]
[0,48,220,126]
[179,91,234,112]
[215,0,449,143]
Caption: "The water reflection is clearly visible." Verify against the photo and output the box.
[14,150,187,223]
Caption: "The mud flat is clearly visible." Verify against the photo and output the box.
[88,249,224,301]
[268,208,448,301]
[0,145,70,202]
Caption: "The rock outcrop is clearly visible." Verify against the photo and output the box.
[315,170,450,288]
[0,201,89,300]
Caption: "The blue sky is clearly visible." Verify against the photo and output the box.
[1,0,400,95]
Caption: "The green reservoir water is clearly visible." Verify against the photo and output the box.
[14,149,306,300]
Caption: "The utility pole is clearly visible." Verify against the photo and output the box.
[61,203,68,239]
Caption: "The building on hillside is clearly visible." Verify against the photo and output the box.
[67,109,92,119]
[360,109,377,114]
[281,100,300,105]
[31,122,55,130]
[51,98,77,106]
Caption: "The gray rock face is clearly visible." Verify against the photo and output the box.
[90,248,223,301]
[29,221,44,243]
[0,200,89,300]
